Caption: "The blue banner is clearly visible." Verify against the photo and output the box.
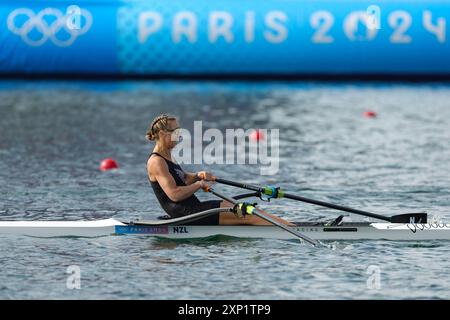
[1,0,449,76]
[0,0,118,74]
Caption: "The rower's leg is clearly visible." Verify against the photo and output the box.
[217,201,293,226]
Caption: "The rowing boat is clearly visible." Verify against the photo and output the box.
[0,217,449,241]
[0,179,442,242]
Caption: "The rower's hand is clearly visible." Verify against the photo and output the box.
[197,171,216,181]
[198,180,213,191]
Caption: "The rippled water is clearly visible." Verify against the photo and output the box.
[0,80,449,299]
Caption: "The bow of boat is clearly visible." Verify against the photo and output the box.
[0,218,125,237]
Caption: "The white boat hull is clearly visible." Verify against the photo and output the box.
[0,219,450,241]
[117,223,450,241]
[0,219,122,237]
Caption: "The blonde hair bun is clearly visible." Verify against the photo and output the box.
[146,114,176,141]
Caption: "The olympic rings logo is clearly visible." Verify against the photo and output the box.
[7,7,93,47]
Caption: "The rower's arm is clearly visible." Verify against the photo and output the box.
[185,171,215,185]
[184,172,200,185]
[149,158,202,202]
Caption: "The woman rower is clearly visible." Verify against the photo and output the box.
[146,114,292,226]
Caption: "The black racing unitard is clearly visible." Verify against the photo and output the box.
[148,152,221,225]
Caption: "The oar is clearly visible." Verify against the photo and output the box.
[214,178,427,223]
[203,186,321,247]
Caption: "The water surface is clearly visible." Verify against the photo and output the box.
[0,80,449,299]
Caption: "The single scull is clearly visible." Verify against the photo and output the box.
[0,215,449,241]
[0,179,441,242]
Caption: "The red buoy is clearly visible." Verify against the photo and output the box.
[250,129,265,141]
[100,158,119,171]
[363,111,377,118]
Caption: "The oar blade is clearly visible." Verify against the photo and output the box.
[390,213,427,223]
